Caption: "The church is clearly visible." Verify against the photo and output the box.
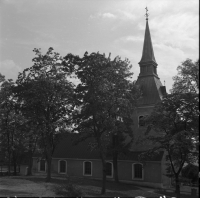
[32,14,170,188]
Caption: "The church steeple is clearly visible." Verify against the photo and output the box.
[135,8,166,106]
[138,8,158,78]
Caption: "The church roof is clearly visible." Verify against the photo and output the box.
[34,133,164,162]
[136,76,164,106]
[139,20,157,64]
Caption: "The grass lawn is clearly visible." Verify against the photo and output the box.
[1,175,198,197]
[21,176,167,197]
[0,176,57,197]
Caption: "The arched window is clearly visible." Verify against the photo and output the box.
[83,161,92,176]
[132,163,143,180]
[58,160,67,174]
[39,159,46,172]
[106,162,113,178]
[138,115,148,127]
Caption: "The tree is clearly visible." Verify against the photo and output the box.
[172,59,199,94]
[0,74,26,175]
[141,58,199,198]
[142,93,199,198]
[172,58,199,141]
[14,47,75,182]
[17,119,40,176]
[0,75,15,175]
[107,123,134,183]
[64,52,140,194]
[181,164,199,184]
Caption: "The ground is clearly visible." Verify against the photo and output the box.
[0,175,198,197]
[0,177,56,197]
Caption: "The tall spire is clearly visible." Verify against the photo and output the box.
[138,8,158,78]
[136,8,166,107]
[140,20,157,63]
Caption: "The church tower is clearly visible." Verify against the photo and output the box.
[132,8,166,150]
[136,9,166,106]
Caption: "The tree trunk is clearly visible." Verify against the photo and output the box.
[27,149,33,176]
[7,152,11,176]
[45,157,52,182]
[175,176,180,198]
[13,161,17,176]
[12,150,17,176]
[113,151,119,183]
[101,156,106,195]
[99,148,107,195]
[27,156,33,176]
[45,140,52,183]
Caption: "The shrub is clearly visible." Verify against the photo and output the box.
[54,175,83,197]
[181,164,199,183]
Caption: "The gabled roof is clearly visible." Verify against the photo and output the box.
[139,20,157,64]
[52,134,100,159]
[35,133,164,162]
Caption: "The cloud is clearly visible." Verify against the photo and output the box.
[115,36,143,44]
[154,43,185,77]
[101,13,116,19]
[90,10,136,21]
[0,60,22,80]
[90,12,116,19]
[115,10,136,21]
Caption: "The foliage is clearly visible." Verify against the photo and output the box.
[13,47,75,181]
[64,51,140,194]
[171,59,199,94]
[181,164,199,183]
[142,59,199,198]
[54,175,83,196]
[54,176,83,197]
[0,74,28,175]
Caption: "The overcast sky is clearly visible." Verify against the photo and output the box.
[0,0,199,92]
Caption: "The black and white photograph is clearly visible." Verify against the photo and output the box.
[0,0,199,197]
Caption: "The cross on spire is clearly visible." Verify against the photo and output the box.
[145,7,149,20]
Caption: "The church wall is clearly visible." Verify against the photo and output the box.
[32,157,163,187]
[131,106,155,151]
[118,161,132,180]
[143,162,161,183]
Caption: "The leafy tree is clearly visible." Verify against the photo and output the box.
[64,52,140,194]
[142,93,199,198]
[172,58,199,141]
[141,58,199,198]
[181,164,199,184]
[0,75,14,175]
[17,119,40,176]
[0,74,25,175]
[14,47,75,182]
[172,59,199,94]
[0,73,5,83]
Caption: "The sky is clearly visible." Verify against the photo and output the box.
[0,0,199,92]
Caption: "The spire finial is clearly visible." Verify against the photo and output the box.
[145,7,149,20]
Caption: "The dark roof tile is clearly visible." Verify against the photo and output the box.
[33,134,164,162]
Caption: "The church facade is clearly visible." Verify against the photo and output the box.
[32,17,170,188]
